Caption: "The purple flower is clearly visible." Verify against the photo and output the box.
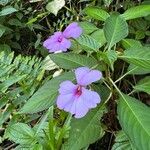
[43,32,71,52]
[63,22,82,39]
[43,22,82,52]
[56,67,102,118]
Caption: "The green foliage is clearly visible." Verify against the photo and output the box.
[120,46,150,69]
[103,0,113,7]
[1,0,150,149]
[46,0,65,16]
[121,5,150,20]
[50,53,104,70]
[84,6,110,21]
[15,144,43,150]
[5,123,37,145]
[76,34,101,52]
[121,39,142,49]
[62,84,110,150]
[0,26,5,37]
[79,22,98,34]
[90,29,106,47]
[101,50,117,70]
[121,40,150,75]
[127,64,150,75]
[134,76,150,94]
[118,93,150,150]
[104,14,128,50]
[0,50,46,126]
[112,131,136,150]
[20,72,74,114]
[0,7,17,16]
[62,105,105,150]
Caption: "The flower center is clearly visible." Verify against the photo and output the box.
[58,36,63,43]
[75,85,82,97]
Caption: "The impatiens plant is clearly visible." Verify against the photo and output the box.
[1,1,150,150]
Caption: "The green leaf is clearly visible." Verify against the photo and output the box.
[103,0,113,7]
[0,105,14,126]
[119,47,150,69]
[118,93,150,150]
[127,64,150,75]
[50,53,103,70]
[84,6,110,21]
[62,105,105,150]
[0,74,26,92]
[46,0,65,16]
[121,39,142,49]
[131,18,147,31]
[134,76,150,94]
[20,72,74,114]
[15,146,29,150]
[42,55,58,71]
[79,21,98,34]
[92,84,111,103]
[121,5,150,20]
[0,0,10,6]
[112,131,136,150]
[104,14,128,50]
[0,7,17,16]
[123,42,149,75]
[0,26,5,37]
[76,34,101,51]
[8,18,22,27]
[15,144,43,150]
[0,44,11,54]
[135,30,145,40]
[0,96,8,109]
[5,123,37,145]
[0,24,8,38]
[99,50,117,71]
[90,29,106,47]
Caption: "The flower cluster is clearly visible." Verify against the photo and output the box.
[43,22,102,118]
[43,22,82,52]
[56,67,102,118]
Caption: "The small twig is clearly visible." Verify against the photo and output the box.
[4,143,18,150]
[128,90,136,96]
[114,67,138,83]
[108,133,114,150]
[133,75,141,100]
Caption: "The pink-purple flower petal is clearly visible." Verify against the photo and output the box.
[74,96,89,118]
[75,67,90,84]
[60,38,71,51]
[64,99,76,114]
[43,31,71,52]
[59,81,77,95]
[82,88,101,108]
[75,67,102,86]
[56,93,74,110]
[63,22,82,39]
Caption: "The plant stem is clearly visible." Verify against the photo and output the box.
[103,80,111,90]
[114,67,138,83]
[64,6,73,13]
[115,0,119,11]
[128,90,136,96]
[109,77,125,99]
[104,92,112,104]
